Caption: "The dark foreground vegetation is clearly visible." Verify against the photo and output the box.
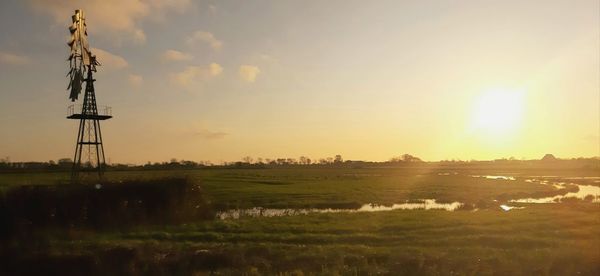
[0,177,210,237]
[0,167,598,275]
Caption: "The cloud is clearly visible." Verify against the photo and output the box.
[239,65,261,83]
[161,49,193,62]
[186,31,223,50]
[149,0,191,14]
[194,128,229,140]
[132,29,147,44]
[208,4,217,15]
[257,54,278,64]
[28,0,191,44]
[0,51,30,65]
[170,63,223,87]
[91,47,128,70]
[129,74,143,87]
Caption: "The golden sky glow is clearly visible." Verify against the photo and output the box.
[0,0,598,163]
[470,88,525,140]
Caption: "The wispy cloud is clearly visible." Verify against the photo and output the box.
[239,65,261,83]
[257,54,278,64]
[194,128,229,140]
[170,63,223,87]
[91,47,128,70]
[161,49,193,62]
[0,51,30,65]
[186,31,223,50]
[129,74,143,88]
[208,4,217,15]
[28,0,192,44]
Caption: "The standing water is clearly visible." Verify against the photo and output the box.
[217,199,463,220]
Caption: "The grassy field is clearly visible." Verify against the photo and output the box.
[1,166,597,208]
[1,166,599,275]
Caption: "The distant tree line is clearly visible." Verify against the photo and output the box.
[234,154,345,166]
[0,154,598,172]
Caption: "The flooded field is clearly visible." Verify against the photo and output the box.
[1,167,599,275]
[216,174,600,218]
[512,177,600,203]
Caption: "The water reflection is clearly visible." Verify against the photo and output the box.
[358,199,463,211]
[511,183,600,203]
[217,176,599,220]
[471,175,516,181]
[217,199,463,220]
[437,172,458,176]
[500,205,524,211]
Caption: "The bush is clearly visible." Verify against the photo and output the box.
[0,177,212,238]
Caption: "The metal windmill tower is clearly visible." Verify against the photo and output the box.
[65,10,112,180]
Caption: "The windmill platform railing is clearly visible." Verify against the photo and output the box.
[67,104,112,120]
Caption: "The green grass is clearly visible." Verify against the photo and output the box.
[9,203,599,275]
[1,166,593,208]
[1,166,599,274]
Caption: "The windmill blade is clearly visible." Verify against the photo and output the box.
[66,9,99,100]
[69,23,77,34]
[69,70,83,101]
[81,37,92,65]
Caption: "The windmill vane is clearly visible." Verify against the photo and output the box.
[65,9,112,181]
[67,9,100,102]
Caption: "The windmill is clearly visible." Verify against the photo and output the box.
[66,10,112,180]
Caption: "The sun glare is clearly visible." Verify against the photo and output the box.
[471,88,525,138]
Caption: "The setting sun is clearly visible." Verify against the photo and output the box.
[471,88,525,138]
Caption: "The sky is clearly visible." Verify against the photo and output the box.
[0,0,598,164]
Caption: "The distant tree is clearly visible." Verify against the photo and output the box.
[58,158,73,166]
[181,160,197,167]
[299,156,311,165]
[286,158,297,165]
[334,155,343,163]
[542,154,557,162]
[388,156,401,163]
[389,154,422,163]
[242,156,253,164]
[401,154,422,162]
[198,160,212,166]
